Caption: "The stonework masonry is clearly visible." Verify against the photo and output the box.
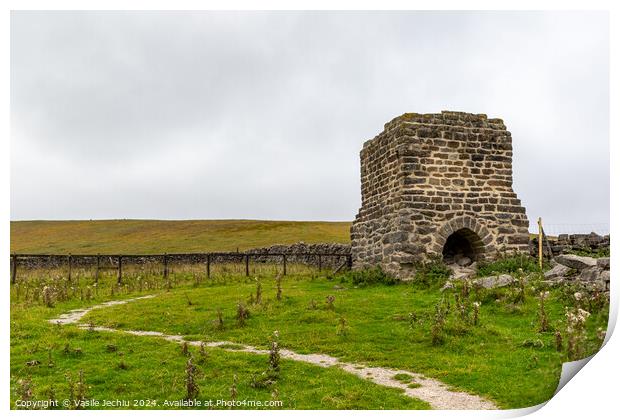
[351,111,530,280]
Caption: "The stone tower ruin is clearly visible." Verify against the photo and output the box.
[350,111,530,279]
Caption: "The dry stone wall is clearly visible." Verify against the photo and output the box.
[13,242,351,270]
[530,232,610,257]
[351,111,530,280]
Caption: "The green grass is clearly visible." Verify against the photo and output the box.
[10,219,351,254]
[74,272,607,409]
[477,254,544,277]
[10,297,428,410]
[392,373,414,383]
[10,261,608,410]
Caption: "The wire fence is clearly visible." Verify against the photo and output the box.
[539,222,610,236]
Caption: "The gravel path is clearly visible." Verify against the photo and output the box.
[49,296,497,410]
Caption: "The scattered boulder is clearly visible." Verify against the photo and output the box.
[554,254,597,270]
[577,266,601,284]
[456,256,472,267]
[600,270,610,288]
[542,255,610,292]
[474,274,517,289]
[544,264,571,280]
[597,257,610,270]
[449,264,476,280]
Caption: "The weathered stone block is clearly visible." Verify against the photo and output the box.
[555,254,597,270]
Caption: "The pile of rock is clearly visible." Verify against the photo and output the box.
[447,258,477,280]
[529,232,610,258]
[544,254,610,292]
[447,252,611,291]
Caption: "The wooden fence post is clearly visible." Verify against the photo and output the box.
[537,217,543,270]
[163,253,169,279]
[95,254,100,284]
[206,254,211,278]
[282,254,287,276]
[117,255,123,285]
[11,253,17,285]
[245,254,250,277]
[68,254,72,282]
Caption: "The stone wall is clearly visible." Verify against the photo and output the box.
[530,232,610,257]
[351,111,530,280]
[13,242,351,270]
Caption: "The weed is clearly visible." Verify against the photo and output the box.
[325,295,335,310]
[269,331,280,374]
[229,374,238,403]
[66,370,87,409]
[43,286,54,308]
[336,317,349,337]
[47,348,54,368]
[66,372,75,404]
[16,377,34,404]
[472,301,480,326]
[199,341,208,362]
[236,302,250,327]
[538,291,551,333]
[555,330,563,352]
[46,385,57,407]
[431,298,449,345]
[215,308,224,330]
[566,308,591,360]
[276,274,283,301]
[185,358,200,401]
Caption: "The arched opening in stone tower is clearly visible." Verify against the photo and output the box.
[442,228,484,265]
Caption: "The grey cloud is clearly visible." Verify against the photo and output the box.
[11,11,609,233]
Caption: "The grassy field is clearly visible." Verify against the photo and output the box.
[10,259,609,410]
[11,297,428,409]
[10,220,352,254]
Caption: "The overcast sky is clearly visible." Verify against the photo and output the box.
[10,11,609,233]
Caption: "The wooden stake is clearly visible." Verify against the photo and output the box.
[95,254,100,284]
[163,253,169,279]
[68,254,72,282]
[206,254,211,278]
[538,217,543,270]
[245,254,250,277]
[117,255,123,285]
[11,253,17,285]
[283,254,287,276]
